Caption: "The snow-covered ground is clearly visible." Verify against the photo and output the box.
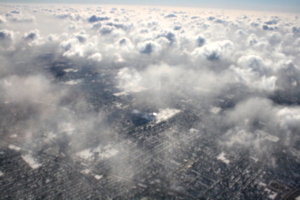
[8,145,21,151]
[76,144,119,162]
[155,108,181,123]
[64,79,82,85]
[217,152,230,164]
[21,154,42,169]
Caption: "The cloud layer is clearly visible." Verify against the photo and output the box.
[0,4,300,199]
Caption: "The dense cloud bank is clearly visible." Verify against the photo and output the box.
[0,3,300,198]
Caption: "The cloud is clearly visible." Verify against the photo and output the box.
[60,38,84,57]
[196,34,206,47]
[116,67,144,94]
[99,25,115,35]
[157,30,176,44]
[164,14,177,18]
[173,25,182,30]
[220,96,300,155]
[192,40,234,62]
[0,15,7,23]
[88,15,110,23]
[277,107,300,130]
[0,29,13,41]
[88,52,102,62]
[22,29,40,41]
[237,55,268,75]
[73,30,88,43]
[225,97,275,128]
[230,68,277,93]
[6,12,35,23]
[137,40,162,55]
[264,17,280,25]
[262,24,277,31]
[3,75,55,103]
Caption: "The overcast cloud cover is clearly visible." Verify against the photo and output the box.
[0,3,300,198]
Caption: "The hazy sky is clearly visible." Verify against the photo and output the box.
[0,0,299,12]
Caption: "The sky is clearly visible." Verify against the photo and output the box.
[0,0,299,13]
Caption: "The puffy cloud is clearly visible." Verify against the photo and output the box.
[137,40,162,55]
[237,55,268,75]
[277,107,300,130]
[267,31,282,45]
[262,24,277,31]
[6,12,35,23]
[116,67,145,94]
[164,14,177,18]
[99,25,115,35]
[60,38,84,57]
[73,30,88,43]
[88,52,102,62]
[88,15,110,23]
[246,33,258,46]
[202,42,222,61]
[225,98,275,127]
[0,29,14,43]
[220,96,300,154]
[22,30,40,41]
[207,16,215,21]
[196,34,206,47]
[192,40,234,62]
[0,15,6,23]
[157,30,176,43]
[230,56,277,92]
[264,17,280,25]
[173,25,182,30]
[0,29,16,50]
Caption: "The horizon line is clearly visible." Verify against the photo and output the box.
[0,2,299,14]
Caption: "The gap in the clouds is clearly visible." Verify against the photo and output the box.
[269,89,300,106]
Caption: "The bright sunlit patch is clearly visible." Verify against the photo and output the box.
[155,108,181,123]
[21,154,42,169]
[217,152,230,164]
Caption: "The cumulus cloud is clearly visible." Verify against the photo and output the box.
[0,15,6,23]
[138,40,162,55]
[164,13,177,18]
[196,34,206,47]
[22,29,40,41]
[5,11,35,23]
[192,40,234,65]
[88,15,110,23]
[0,29,14,48]
[88,52,102,62]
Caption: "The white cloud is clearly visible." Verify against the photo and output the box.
[88,52,102,62]
[192,40,234,63]
[6,12,35,23]
[164,14,177,18]
[88,15,110,23]
[0,15,7,23]
[99,25,115,35]
[22,29,40,41]
[277,107,300,129]
[237,55,268,75]
[137,40,162,55]
[0,29,14,48]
